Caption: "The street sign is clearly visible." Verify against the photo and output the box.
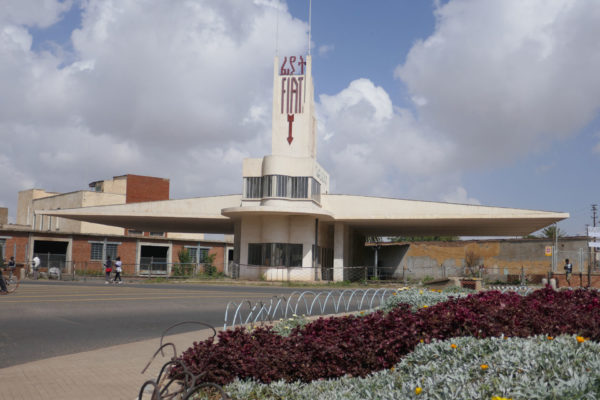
[545,246,553,256]
[588,227,600,238]
[589,242,600,248]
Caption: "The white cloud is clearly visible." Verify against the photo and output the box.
[0,0,72,28]
[0,0,308,219]
[317,78,460,200]
[441,186,481,205]
[318,44,334,56]
[395,0,600,169]
[1,0,597,231]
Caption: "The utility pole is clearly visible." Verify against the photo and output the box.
[592,205,598,276]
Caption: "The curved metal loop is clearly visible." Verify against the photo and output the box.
[223,288,405,329]
[138,380,160,400]
[139,321,231,400]
[159,321,217,357]
[141,343,178,374]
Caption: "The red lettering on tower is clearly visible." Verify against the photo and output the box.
[281,76,304,114]
[287,114,294,144]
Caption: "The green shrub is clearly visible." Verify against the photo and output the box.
[272,314,309,337]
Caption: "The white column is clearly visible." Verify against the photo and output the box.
[333,222,345,281]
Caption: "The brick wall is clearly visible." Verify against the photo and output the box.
[125,174,169,204]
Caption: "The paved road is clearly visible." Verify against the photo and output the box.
[0,281,305,368]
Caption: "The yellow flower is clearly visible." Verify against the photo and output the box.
[419,290,423,294]
[577,336,586,343]
[491,397,512,400]
[415,387,422,395]
[450,343,457,349]
[422,305,429,308]
[390,366,396,372]
[480,364,489,370]
[420,339,424,343]
[392,292,397,296]
[547,336,553,340]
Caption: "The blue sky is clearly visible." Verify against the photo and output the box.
[1,0,598,236]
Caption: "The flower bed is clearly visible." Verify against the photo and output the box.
[177,287,600,387]
[223,335,600,400]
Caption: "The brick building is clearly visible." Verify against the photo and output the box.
[0,225,231,277]
[1,174,232,276]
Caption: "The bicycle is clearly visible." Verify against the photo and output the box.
[2,274,19,294]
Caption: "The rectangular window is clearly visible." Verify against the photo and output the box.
[291,177,308,198]
[106,244,118,260]
[90,242,119,260]
[149,232,165,237]
[288,244,303,266]
[248,244,263,265]
[276,175,288,197]
[199,248,209,263]
[244,177,262,198]
[272,243,286,266]
[311,178,321,203]
[187,247,197,262]
[247,243,302,267]
[90,243,103,260]
[262,175,274,197]
[128,230,143,236]
[186,246,209,263]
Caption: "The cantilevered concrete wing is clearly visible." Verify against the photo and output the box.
[321,195,569,237]
[40,193,568,237]
[39,195,241,234]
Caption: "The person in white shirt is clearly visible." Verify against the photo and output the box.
[114,256,123,284]
[32,256,41,280]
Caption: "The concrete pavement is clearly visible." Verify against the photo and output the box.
[0,326,220,400]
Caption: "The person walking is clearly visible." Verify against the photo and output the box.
[7,256,15,280]
[104,256,113,284]
[0,266,8,294]
[114,256,123,284]
[564,258,573,286]
[32,256,40,280]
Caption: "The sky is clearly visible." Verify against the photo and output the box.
[0,0,599,236]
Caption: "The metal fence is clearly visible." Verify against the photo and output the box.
[223,288,399,329]
[227,263,598,286]
[16,260,226,281]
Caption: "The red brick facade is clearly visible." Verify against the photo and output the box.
[1,228,228,276]
[125,174,169,204]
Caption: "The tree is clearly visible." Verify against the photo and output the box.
[464,249,481,277]
[539,225,565,239]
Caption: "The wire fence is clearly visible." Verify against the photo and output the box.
[13,260,228,282]
[228,263,600,288]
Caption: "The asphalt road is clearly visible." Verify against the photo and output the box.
[0,281,308,368]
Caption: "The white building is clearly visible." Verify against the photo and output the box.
[42,54,568,281]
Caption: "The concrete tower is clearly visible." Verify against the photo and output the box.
[223,54,332,279]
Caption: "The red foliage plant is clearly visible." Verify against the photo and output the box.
[176,287,600,385]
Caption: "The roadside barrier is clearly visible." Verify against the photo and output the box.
[223,288,398,329]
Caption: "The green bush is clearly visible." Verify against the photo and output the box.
[203,253,217,276]
[379,287,472,312]
[173,249,194,277]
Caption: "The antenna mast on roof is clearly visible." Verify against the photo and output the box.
[308,0,312,55]
[275,1,280,56]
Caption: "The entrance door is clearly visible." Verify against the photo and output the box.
[33,240,68,271]
[139,245,169,275]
